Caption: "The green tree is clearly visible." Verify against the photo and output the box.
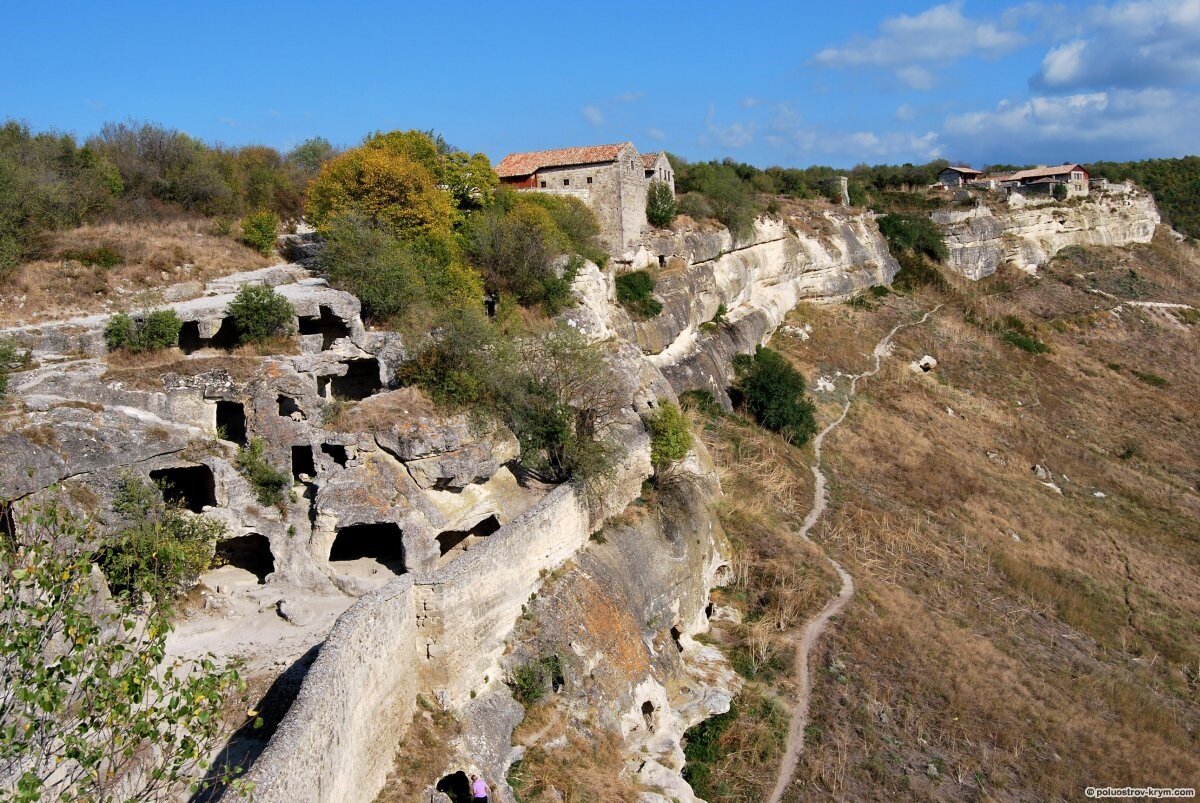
[0,503,247,802]
[240,209,279,255]
[644,400,692,469]
[734,346,817,446]
[104,309,183,354]
[615,270,662,318]
[99,474,225,606]
[646,180,677,228]
[285,137,337,179]
[225,284,294,344]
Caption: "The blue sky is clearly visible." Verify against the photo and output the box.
[3,1,1198,168]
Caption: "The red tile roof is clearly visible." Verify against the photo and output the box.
[495,143,632,178]
[641,152,663,169]
[944,165,983,175]
[1009,164,1085,181]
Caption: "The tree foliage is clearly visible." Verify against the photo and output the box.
[644,401,692,469]
[0,337,29,398]
[876,213,949,262]
[1087,156,1200,239]
[235,438,291,508]
[0,503,247,802]
[646,180,677,228]
[225,284,294,345]
[733,346,817,446]
[615,270,663,319]
[239,210,279,256]
[104,309,183,354]
[98,474,224,606]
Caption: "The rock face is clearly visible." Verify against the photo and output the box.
[568,209,898,406]
[933,186,1161,280]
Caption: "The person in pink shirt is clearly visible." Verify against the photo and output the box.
[470,773,490,802]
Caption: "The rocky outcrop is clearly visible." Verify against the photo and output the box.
[568,209,898,406]
[933,186,1161,280]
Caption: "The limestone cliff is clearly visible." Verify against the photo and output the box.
[933,185,1161,280]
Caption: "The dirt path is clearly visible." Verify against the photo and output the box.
[767,304,943,803]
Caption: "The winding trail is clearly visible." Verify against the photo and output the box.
[767,304,943,803]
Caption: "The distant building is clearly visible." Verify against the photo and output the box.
[991,164,1090,197]
[937,166,984,188]
[495,142,673,250]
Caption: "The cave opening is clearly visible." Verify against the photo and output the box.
[0,501,14,539]
[216,401,247,446]
[435,514,501,557]
[291,444,316,480]
[321,443,348,467]
[149,465,217,513]
[178,321,204,354]
[329,359,382,401]
[277,395,302,418]
[214,533,275,583]
[642,700,656,730]
[329,523,405,576]
[435,772,472,803]
[670,625,683,652]
[297,305,350,350]
[208,317,241,350]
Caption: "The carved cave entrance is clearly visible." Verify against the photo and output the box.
[214,533,275,583]
[297,305,350,350]
[329,359,381,401]
[291,445,316,480]
[435,772,471,803]
[149,465,217,513]
[217,400,247,446]
[436,515,501,560]
[329,523,405,576]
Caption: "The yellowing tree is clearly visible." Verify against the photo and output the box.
[306,146,456,241]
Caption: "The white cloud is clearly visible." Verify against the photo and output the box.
[944,86,1200,159]
[704,107,757,148]
[1031,0,1200,90]
[894,103,919,121]
[613,91,645,103]
[646,127,666,141]
[741,97,766,108]
[811,1,1030,88]
[581,105,605,127]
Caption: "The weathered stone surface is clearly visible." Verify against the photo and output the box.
[933,186,1161,279]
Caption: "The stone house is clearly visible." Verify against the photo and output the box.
[495,142,674,251]
[937,166,984,188]
[1003,164,1090,197]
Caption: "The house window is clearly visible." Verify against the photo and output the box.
[586,176,592,184]
[563,178,570,186]
[540,180,546,188]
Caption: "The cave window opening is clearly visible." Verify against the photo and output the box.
[642,700,656,731]
[216,401,247,446]
[178,321,204,354]
[329,523,405,576]
[208,317,241,350]
[291,445,316,481]
[0,501,14,539]
[321,443,348,467]
[329,359,382,401]
[670,625,683,652]
[658,254,666,268]
[316,375,331,398]
[149,465,216,513]
[436,515,501,558]
[277,395,302,418]
[705,601,715,619]
[435,772,472,803]
[297,305,350,350]
[214,533,274,583]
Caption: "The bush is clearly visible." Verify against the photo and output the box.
[734,346,817,446]
[615,270,663,318]
[99,474,225,606]
[644,401,692,469]
[240,209,279,255]
[680,389,724,418]
[877,213,949,263]
[676,192,714,221]
[104,308,183,353]
[235,438,291,508]
[0,336,28,397]
[508,654,564,706]
[226,284,294,344]
[1053,183,1069,201]
[320,213,481,326]
[59,244,124,267]
[891,250,949,292]
[646,180,677,228]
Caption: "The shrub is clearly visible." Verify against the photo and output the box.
[235,438,291,508]
[680,389,724,418]
[733,346,817,446]
[104,308,182,353]
[615,270,662,318]
[646,180,677,228]
[59,244,124,267]
[0,503,245,802]
[644,401,692,469]
[1001,330,1051,354]
[508,654,564,706]
[0,336,28,397]
[1053,183,1069,201]
[1131,369,1170,387]
[676,192,715,221]
[240,209,279,255]
[99,473,225,606]
[877,213,949,263]
[226,284,294,344]
[892,250,948,292]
